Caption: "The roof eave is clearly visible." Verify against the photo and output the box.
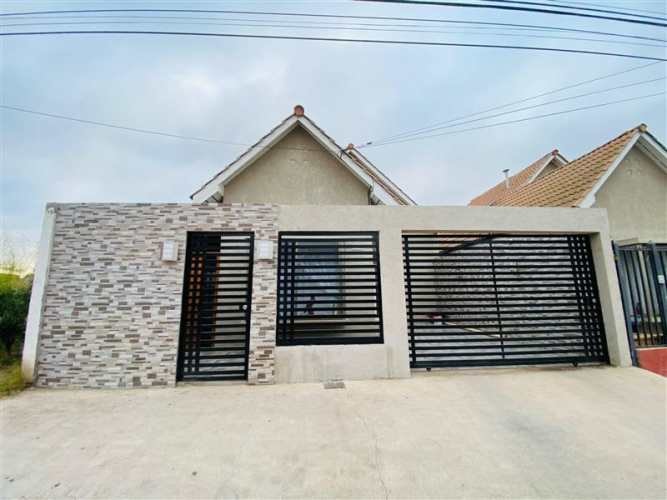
[347,149,417,206]
[191,113,407,206]
[577,132,641,208]
[191,115,300,202]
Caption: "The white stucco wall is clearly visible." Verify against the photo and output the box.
[223,126,370,205]
[592,147,667,243]
[276,205,631,383]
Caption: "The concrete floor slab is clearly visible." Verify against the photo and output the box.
[1,366,665,499]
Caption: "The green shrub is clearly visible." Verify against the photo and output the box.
[0,361,25,397]
[0,273,32,363]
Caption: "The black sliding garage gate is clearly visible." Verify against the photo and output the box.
[177,232,254,381]
[403,233,608,368]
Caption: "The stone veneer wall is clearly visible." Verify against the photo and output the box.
[36,203,278,388]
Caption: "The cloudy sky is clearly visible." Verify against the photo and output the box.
[1,0,666,266]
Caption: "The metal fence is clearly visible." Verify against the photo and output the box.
[276,231,384,345]
[614,242,667,356]
[403,233,609,368]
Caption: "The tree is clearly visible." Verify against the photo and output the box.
[0,235,34,358]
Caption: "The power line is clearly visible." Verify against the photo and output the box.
[4,93,662,154]
[0,13,654,36]
[1,30,664,62]
[542,0,667,17]
[362,92,665,147]
[360,61,664,145]
[356,0,667,27]
[2,19,662,48]
[366,76,665,146]
[474,0,666,21]
[0,104,329,154]
[0,8,663,43]
[0,105,250,146]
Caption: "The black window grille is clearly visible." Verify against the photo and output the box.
[277,232,384,345]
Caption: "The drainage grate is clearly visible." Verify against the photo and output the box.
[323,380,346,389]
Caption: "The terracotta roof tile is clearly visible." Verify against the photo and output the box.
[469,151,562,206]
[496,126,641,207]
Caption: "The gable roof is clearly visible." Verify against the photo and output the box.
[470,124,667,208]
[469,150,567,206]
[191,105,415,205]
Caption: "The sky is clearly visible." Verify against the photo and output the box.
[1,0,666,269]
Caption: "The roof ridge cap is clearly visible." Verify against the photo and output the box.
[559,126,640,169]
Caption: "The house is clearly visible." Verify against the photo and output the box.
[469,124,667,244]
[470,124,667,374]
[191,105,415,206]
[21,106,633,389]
[469,149,568,207]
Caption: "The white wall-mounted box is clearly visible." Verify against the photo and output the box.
[255,240,274,260]
[161,240,178,261]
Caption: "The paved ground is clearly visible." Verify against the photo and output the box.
[1,366,665,499]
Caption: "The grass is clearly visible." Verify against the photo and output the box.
[0,360,26,398]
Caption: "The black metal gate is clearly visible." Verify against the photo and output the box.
[614,242,667,354]
[403,233,608,368]
[177,232,254,381]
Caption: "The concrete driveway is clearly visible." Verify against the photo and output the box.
[1,367,665,499]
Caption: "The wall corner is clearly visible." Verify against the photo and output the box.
[589,232,632,367]
[21,206,57,382]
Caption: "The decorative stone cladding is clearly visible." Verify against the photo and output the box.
[35,203,278,388]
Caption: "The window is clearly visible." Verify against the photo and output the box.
[277,232,384,345]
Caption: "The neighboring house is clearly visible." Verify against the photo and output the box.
[21,105,633,389]
[470,124,667,374]
[469,149,568,207]
[470,124,667,244]
[192,105,415,206]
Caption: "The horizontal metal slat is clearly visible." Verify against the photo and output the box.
[403,232,607,369]
[409,335,584,344]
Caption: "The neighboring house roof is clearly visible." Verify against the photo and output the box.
[469,150,567,206]
[191,105,416,205]
[470,124,667,208]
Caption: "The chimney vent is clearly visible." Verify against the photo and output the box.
[294,104,305,117]
[502,168,510,188]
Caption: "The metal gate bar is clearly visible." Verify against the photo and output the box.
[177,232,254,381]
[403,233,608,368]
[614,242,667,349]
[277,231,383,345]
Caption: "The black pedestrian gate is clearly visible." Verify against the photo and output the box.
[177,232,254,381]
[614,242,667,353]
[403,233,609,368]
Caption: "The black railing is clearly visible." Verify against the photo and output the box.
[614,242,667,353]
[276,232,384,345]
[403,233,608,368]
[177,232,254,381]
